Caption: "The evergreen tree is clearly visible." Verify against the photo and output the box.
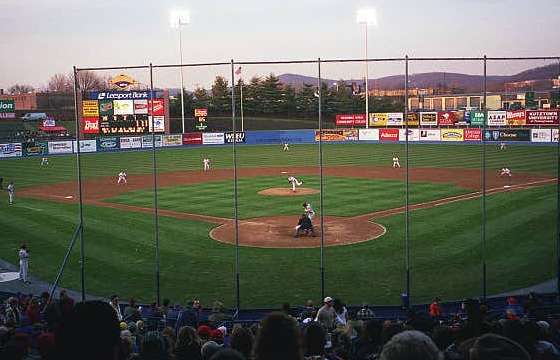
[210,76,231,114]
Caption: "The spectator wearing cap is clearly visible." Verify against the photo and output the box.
[379,330,442,360]
[255,312,303,360]
[315,297,336,331]
[198,325,213,342]
[109,295,123,321]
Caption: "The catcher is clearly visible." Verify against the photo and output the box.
[294,213,316,238]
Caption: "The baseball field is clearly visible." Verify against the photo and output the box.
[0,142,557,307]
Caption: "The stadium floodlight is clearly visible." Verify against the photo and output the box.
[170,9,190,133]
[357,8,377,128]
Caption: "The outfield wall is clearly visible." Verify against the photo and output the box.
[1,128,558,158]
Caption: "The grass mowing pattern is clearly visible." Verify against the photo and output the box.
[107,176,469,219]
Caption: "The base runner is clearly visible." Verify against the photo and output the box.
[288,176,303,192]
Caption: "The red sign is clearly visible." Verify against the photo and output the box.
[335,114,366,127]
[182,132,202,145]
[437,111,456,125]
[379,128,399,141]
[464,128,482,141]
[82,117,99,134]
[526,110,559,125]
[148,99,165,116]
[194,108,208,117]
[506,110,526,125]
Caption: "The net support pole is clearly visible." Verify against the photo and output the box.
[72,66,86,302]
[318,58,325,300]
[231,60,241,313]
[482,55,488,301]
[557,58,560,295]
[149,63,161,306]
[404,55,411,305]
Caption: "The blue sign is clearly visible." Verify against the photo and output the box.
[98,136,120,151]
[245,130,316,145]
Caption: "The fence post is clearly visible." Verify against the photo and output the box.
[482,55,488,301]
[231,59,241,312]
[318,58,325,300]
[404,55,411,306]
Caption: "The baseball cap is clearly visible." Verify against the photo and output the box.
[324,297,333,303]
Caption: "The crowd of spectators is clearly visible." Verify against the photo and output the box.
[1,290,560,360]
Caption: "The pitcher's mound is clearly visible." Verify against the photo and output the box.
[259,187,319,196]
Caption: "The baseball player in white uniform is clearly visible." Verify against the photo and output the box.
[7,181,14,205]
[499,142,507,150]
[499,167,512,177]
[282,143,290,151]
[19,245,29,284]
[41,157,49,166]
[117,170,127,184]
[287,176,303,192]
[392,155,401,168]
[303,202,315,220]
[203,158,211,171]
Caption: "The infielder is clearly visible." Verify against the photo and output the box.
[203,158,211,171]
[303,202,315,220]
[7,181,14,205]
[282,143,290,151]
[41,157,49,166]
[499,167,512,177]
[392,155,401,168]
[19,244,29,284]
[117,170,127,185]
[499,142,507,150]
[287,176,303,192]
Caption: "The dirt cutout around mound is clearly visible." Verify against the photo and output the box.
[19,166,556,249]
[258,187,320,196]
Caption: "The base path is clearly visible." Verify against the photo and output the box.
[19,166,556,249]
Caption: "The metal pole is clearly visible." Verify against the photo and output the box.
[72,66,86,302]
[318,58,325,300]
[240,79,244,132]
[179,25,185,133]
[231,60,241,312]
[404,56,411,304]
[557,58,560,294]
[150,63,161,306]
[364,23,369,129]
[482,55,487,300]
[48,224,82,304]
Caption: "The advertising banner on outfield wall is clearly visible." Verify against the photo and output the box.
[531,129,552,143]
[464,128,482,141]
[506,110,526,126]
[119,136,142,149]
[553,129,559,142]
[315,129,358,141]
[183,132,203,145]
[335,114,367,127]
[113,100,134,115]
[148,99,165,116]
[526,110,559,125]
[73,139,97,153]
[369,113,388,127]
[487,111,507,126]
[0,100,15,119]
[23,141,48,156]
[419,129,440,141]
[48,141,73,154]
[420,112,438,126]
[225,131,246,143]
[379,128,399,141]
[202,132,225,145]
[163,135,183,147]
[0,143,22,157]
[99,99,113,116]
[387,113,404,126]
[467,111,485,126]
[82,100,99,117]
[82,117,100,134]
[399,128,420,141]
[142,135,163,148]
[484,129,531,142]
[98,137,120,151]
[437,111,456,126]
[133,100,148,115]
[245,130,315,145]
[358,129,379,141]
[440,129,464,142]
[148,116,165,133]
[406,113,420,126]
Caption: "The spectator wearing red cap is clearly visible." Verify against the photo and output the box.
[198,325,213,342]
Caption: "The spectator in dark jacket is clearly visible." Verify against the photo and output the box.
[175,326,202,360]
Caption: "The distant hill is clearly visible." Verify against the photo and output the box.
[278,63,559,93]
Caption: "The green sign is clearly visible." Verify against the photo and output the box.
[468,111,485,126]
[0,100,15,113]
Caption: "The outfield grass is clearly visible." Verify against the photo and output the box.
[0,143,557,307]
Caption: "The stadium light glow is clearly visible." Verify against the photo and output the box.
[169,9,190,28]
[356,8,377,26]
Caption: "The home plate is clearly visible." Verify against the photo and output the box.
[281,171,288,174]
[504,185,511,188]
[0,272,19,283]
[64,196,73,199]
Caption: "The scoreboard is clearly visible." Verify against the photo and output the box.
[82,91,167,135]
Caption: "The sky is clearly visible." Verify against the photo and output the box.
[1,0,559,91]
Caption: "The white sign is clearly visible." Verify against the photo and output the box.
[134,99,148,115]
[399,128,420,142]
[0,143,22,158]
[72,139,97,153]
[419,129,441,141]
[148,116,165,132]
[487,111,507,126]
[163,134,183,147]
[420,112,438,126]
[120,136,143,149]
[387,112,404,126]
[202,132,225,145]
[48,141,73,154]
[358,128,379,141]
[113,100,134,115]
[142,135,163,148]
[531,129,552,143]
[553,129,559,142]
